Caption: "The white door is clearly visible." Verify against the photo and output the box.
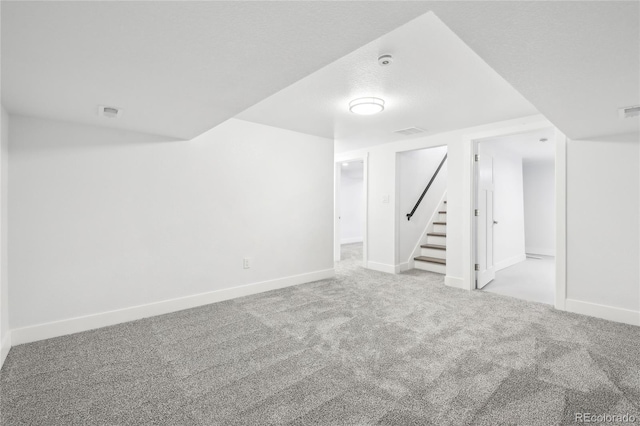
[476,154,495,288]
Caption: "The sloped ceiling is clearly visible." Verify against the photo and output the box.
[2,2,638,142]
[236,12,539,152]
[1,1,431,139]
[429,1,640,140]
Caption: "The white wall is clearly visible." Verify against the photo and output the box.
[478,143,526,270]
[339,166,364,244]
[1,107,9,366]
[566,133,639,316]
[336,114,548,279]
[8,116,334,339]
[335,114,640,326]
[397,146,447,264]
[523,160,555,255]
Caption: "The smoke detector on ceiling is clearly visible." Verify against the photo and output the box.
[394,127,425,136]
[378,54,393,66]
[619,105,640,119]
[98,105,123,119]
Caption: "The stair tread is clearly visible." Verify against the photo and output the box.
[427,232,446,237]
[433,221,447,225]
[414,256,446,265]
[421,244,446,250]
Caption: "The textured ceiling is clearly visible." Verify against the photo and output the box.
[1,1,431,139]
[237,12,539,153]
[3,2,638,142]
[429,1,640,140]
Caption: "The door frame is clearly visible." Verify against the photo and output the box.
[463,121,567,311]
[334,153,369,266]
[474,152,495,288]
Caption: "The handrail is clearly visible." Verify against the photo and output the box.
[406,153,447,221]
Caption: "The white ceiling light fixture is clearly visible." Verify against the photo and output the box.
[342,162,349,166]
[349,97,385,115]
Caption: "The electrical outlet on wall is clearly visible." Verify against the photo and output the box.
[243,258,251,269]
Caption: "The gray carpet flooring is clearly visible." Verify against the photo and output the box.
[1,243,639,425]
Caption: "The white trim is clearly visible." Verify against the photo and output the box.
[0,332,11,369]
[554,130,567,311]
[334,159,341,262]
[11,268,334,345]
[565,299,640,327]
[334,153,369,267]
[445,275,465,289]
[464,133,476,290]
[341,237,363,244]
[394,153,401,269]
[464,119,564,296]
[525,248,556,256]
[396,262,410,273]
[363,154,369,268]
[495,253,527,272]
[366,261,396,274]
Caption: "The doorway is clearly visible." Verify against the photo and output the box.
[334,156,368,266]
[474,128,557,305]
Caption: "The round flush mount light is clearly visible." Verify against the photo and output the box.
[349,97,385,115]
[342,162,349,166]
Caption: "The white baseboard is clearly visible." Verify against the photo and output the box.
[445,275,465,289]
[395,262,410,273]
[0,332,11,369]
[526,247,556,256]
[565,299,640,327]
[366,261,396,274]
[341,237,363,244]
[495,254,527,272]
[10,268,335,346]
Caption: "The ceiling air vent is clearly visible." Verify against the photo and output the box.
[619,105,640,119]
[98,105,123,119]
[394,127,425,136]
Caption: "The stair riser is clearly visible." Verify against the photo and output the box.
[427,235,446,245]
[438,213,447,222]
[433,224,446,233]
[414,261,446,274]
[420,247,446,258]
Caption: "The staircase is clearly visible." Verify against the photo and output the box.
[414,200,446,274]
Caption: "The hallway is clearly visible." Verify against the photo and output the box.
[483,256,555,305]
